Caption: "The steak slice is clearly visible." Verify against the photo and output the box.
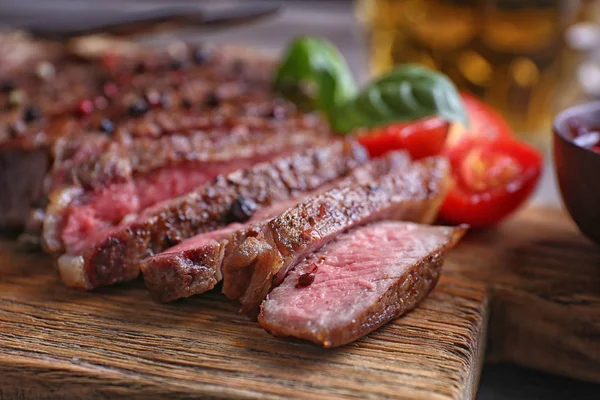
[42,125,324,255]
[222,156,452,315]
[141,152,410,302]
[258,222,467,347]
[57,140,368,290]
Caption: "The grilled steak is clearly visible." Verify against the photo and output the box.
[222,156,451,315]
[42,124,324,256]
[258,222,467,347]
[56,141,368,290]
[0,40,276,145]
[141,152,411,302]
[0,36,105,230]
[0,40,285,230]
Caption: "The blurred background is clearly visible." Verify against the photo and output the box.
[3,0,600,148]
[1,0,598,398]
[356,0,600,148]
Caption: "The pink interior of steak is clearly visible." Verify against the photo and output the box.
[61,156,278,254]
[259,222,463,346]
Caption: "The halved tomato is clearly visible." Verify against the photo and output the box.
[446,92,513,149]
[356,116,450,160]
[439,136,543,228]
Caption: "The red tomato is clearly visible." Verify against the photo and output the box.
[356,116,450,160]
[446,92,513,149]
[355,91,539,228]
[439,137,543,228]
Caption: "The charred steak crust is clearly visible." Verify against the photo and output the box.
[222,156,452,315]
[0,148,50,230]
[58,140,368,290]
[258,223,468,348]
[142,241,228,303]
[140,152,411,303]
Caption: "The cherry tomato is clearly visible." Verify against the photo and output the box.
[446,92,513,149]
[356,116,450,160]
[439,137,543,228]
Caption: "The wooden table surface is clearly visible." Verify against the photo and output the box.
[0,1,598,399]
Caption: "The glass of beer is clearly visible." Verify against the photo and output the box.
[355,0,584,147]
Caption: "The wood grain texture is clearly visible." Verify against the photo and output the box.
[445,206,600,383]
[0,239,488,400]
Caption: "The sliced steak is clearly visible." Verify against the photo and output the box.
[42,125,324,255]
[46,113,323,192]
[258,222,467,347]
[0,38,104,230]
[141,152,410,302]
[222,156,452,315]
[0,40,286,230]
[57,140,368,290]
[0,42,276,145]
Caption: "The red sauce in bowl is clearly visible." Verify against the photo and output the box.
[568,118,600,152]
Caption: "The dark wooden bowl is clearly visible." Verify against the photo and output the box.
[554,101,600,246]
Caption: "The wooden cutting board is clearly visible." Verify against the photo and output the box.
[0,205,598,399]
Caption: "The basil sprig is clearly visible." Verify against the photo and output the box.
[274,37,356,122]
[274,37,468,134]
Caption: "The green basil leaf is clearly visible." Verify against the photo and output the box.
[274,37,356,122]
[331,64,468,134]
